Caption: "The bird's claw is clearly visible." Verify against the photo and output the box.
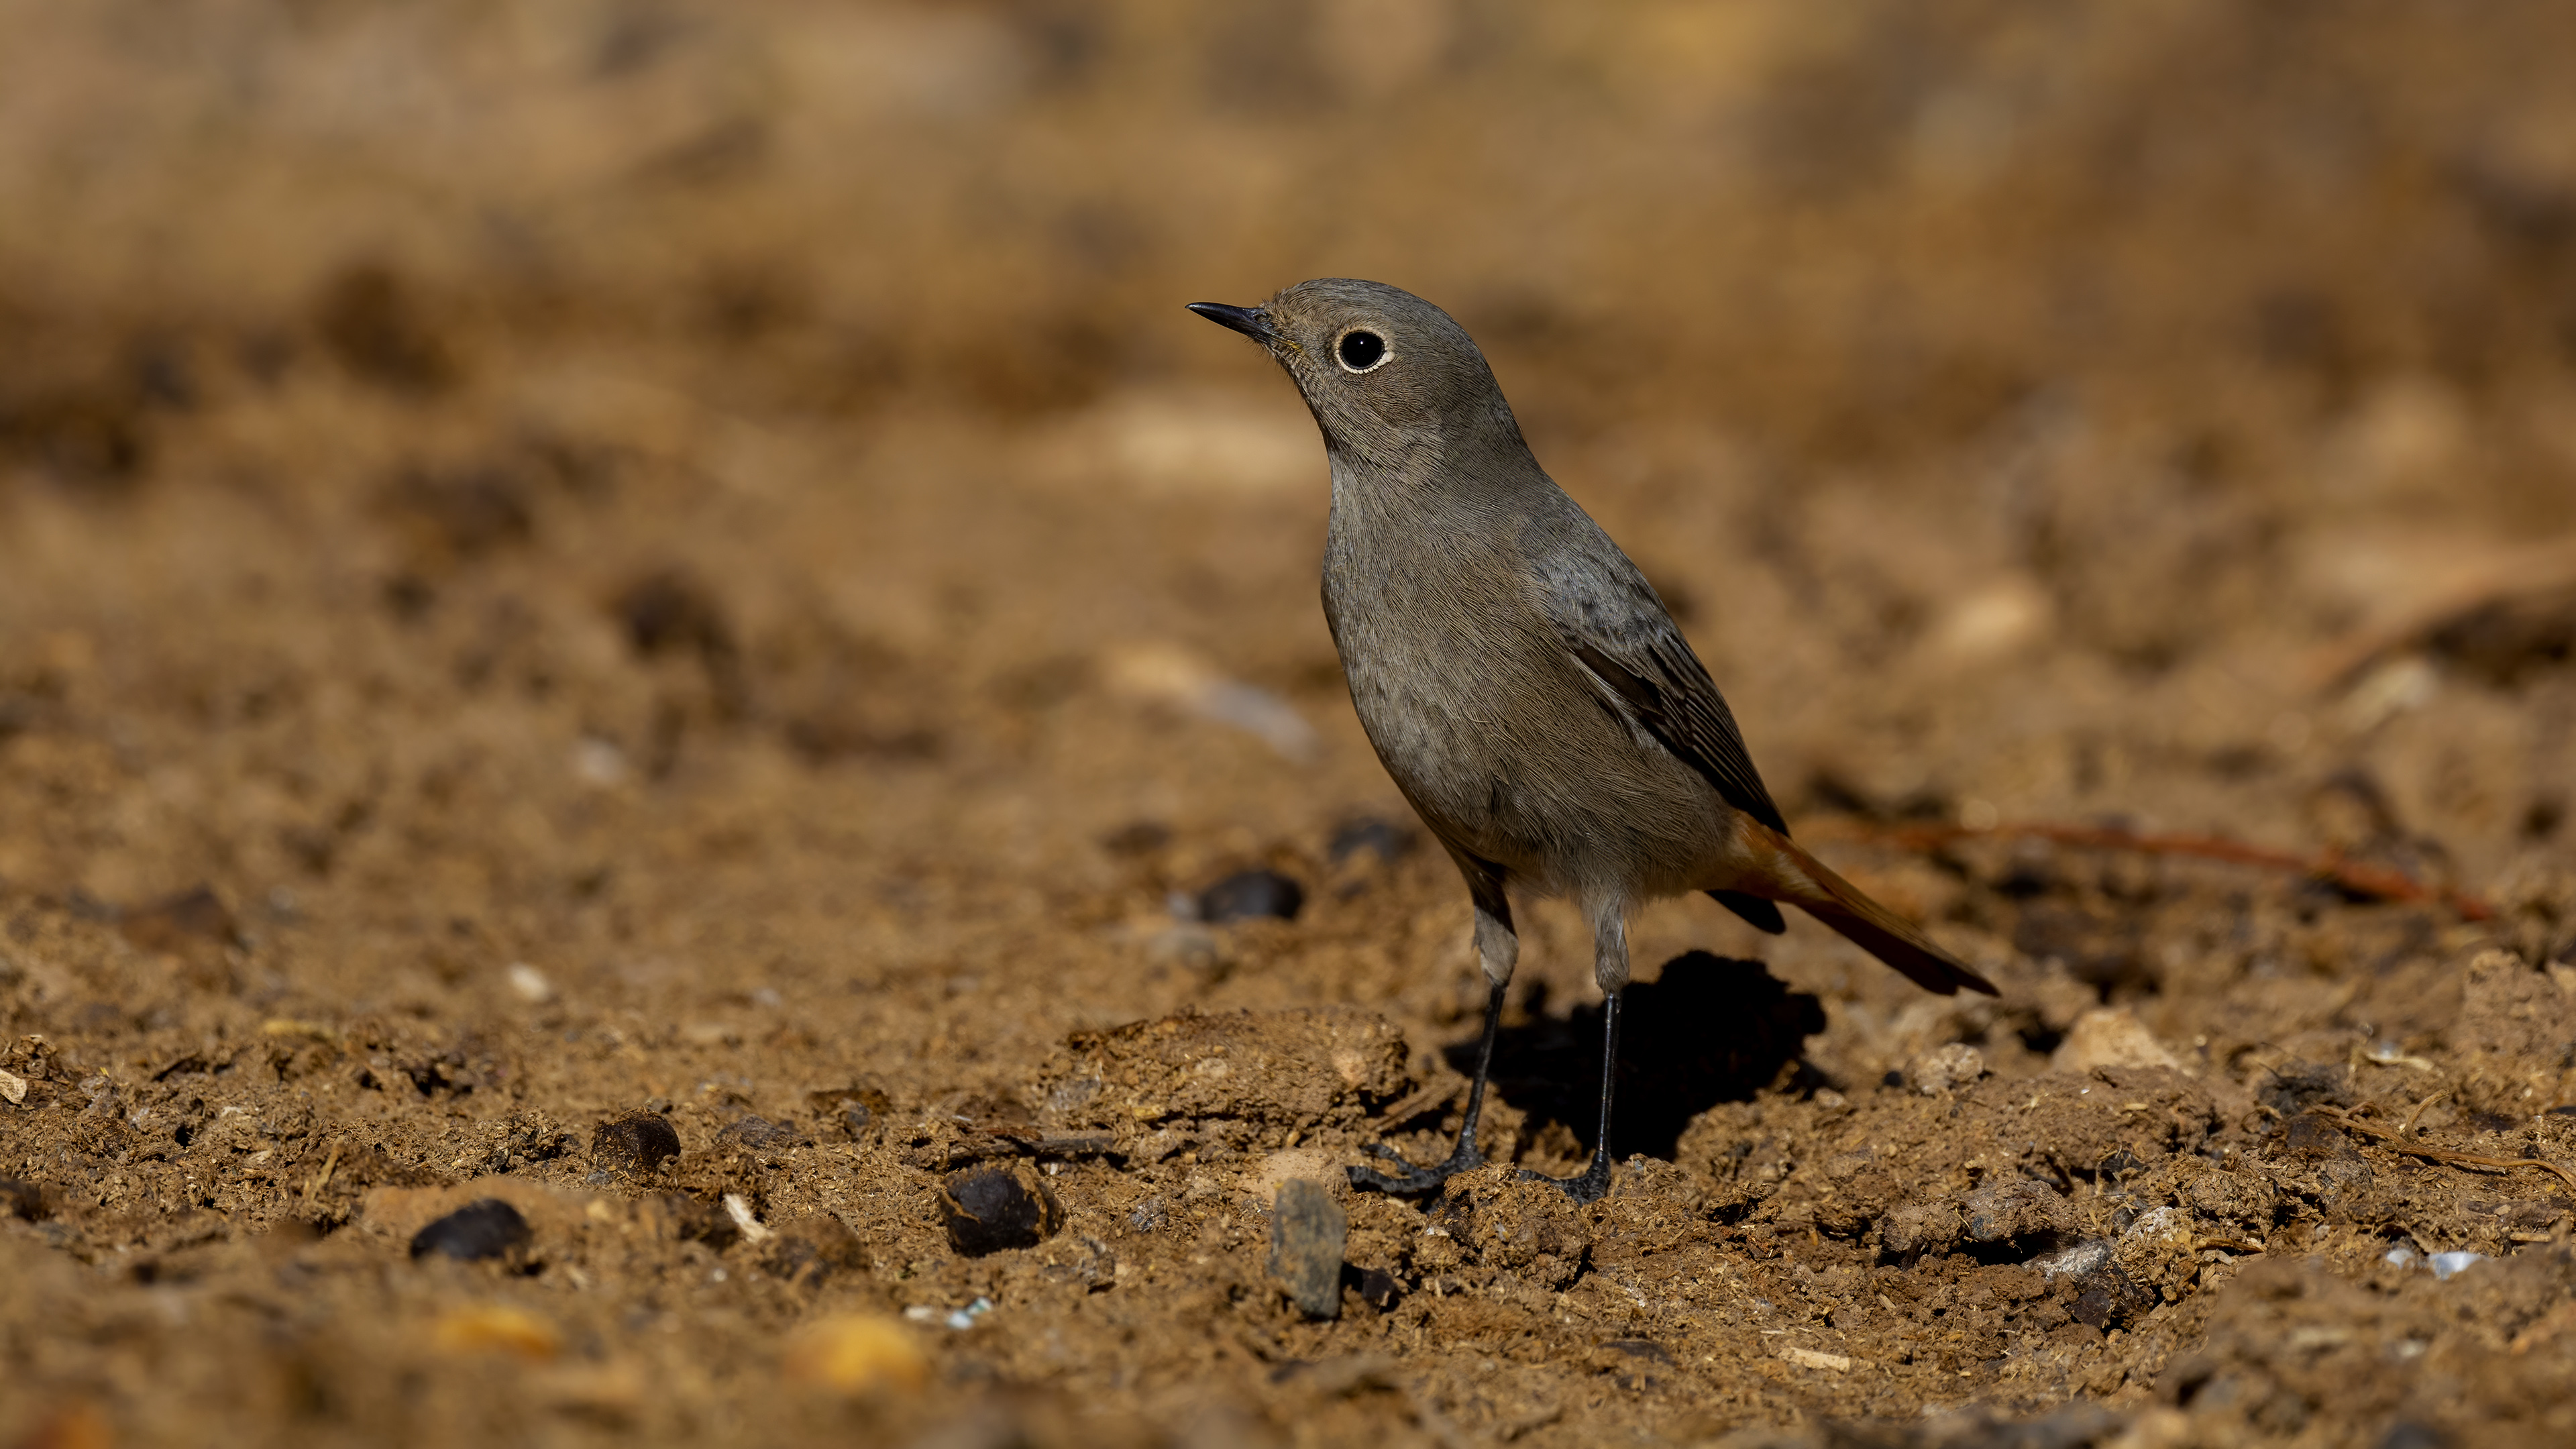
[1517,1159,1614,1204]
[1347,1142,1484,1196]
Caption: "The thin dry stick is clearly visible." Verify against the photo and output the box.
[1818,819,2493,922]
[301,1142,341,1208]
[2400,1091,2448,1138]
[2324,1108,2576,1197]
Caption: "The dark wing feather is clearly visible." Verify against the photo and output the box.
[1523,493,1790,834]
[1560,633,1789,835]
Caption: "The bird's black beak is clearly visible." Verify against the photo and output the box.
[1187,302,1282,345]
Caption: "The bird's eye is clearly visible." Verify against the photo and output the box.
[1336,329,1389,372]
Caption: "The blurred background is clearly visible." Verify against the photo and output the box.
[4,0,2575,928]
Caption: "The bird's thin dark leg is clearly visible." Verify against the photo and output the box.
[1523,990,1621,1203]
[1348,980,1505,1195]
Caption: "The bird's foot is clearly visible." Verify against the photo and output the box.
[1519,1155,1614,1204]
[1346,1140,1483,1196]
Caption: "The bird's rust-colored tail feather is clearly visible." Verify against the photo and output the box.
[1739,825,1999,998]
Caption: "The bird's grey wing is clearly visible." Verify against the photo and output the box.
[1529,535,1790,836]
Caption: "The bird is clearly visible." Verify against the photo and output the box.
[1189,278,1998,1203]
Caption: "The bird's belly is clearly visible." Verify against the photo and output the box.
[1336,628,1728,897]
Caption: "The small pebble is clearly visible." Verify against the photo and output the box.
[2428,1251,2488,1281]
[1197,869,1305,924]
[1908,1042,1987,1096]
[939,1163,1063,1256]
[1268,1178,1348,1320]
[505,963,554,1003]
[1354,1267,1401,1312]
[592,1112,682,1174]
[782,1313,928,1395]
[410,1199,531,1262]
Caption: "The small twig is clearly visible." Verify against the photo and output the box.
[2400,1092,2447,1138]
[1375,1080,1464,1128]
[1817,818,2493,921]
[2323,1108,2576,1197]
[301,1142,341,1208]
[943,1133,1121,1169]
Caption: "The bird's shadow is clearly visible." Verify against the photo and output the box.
[1447,950,1827,1161]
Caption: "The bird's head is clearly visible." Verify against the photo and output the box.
[1189,278,1523,471]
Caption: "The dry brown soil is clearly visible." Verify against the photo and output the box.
[8,4,2576,1447]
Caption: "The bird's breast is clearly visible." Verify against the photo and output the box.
[1322,531,1662,881]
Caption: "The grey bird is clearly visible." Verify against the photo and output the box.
[1189,279,1998,1202]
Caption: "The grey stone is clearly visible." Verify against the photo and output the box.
[1269,1178,1347,1320]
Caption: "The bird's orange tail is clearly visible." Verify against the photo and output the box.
[1739,824,2000,997]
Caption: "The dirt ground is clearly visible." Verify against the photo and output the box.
[9,3,2576,1446]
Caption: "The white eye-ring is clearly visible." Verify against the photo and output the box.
[1334,327,1391,374]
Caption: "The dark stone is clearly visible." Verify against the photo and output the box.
[1352,1266,1401,1311]
[2067,1267,2157,1331]
[1198,869,1305,924]
[2377,1424,2448,1449]
[1268,1178,1348,1320]
[592,1112,682,1175]
[939,1164,1063,1256]
[1328,816,1415,865]
[409,1199,531,1262]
